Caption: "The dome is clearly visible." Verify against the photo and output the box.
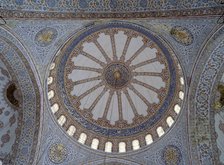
[47,21,185,153]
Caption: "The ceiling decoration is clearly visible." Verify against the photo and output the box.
[48,143,68,164]
[0,0,223,19]
[0,58,21,161]
[47,21,185,153]
[0,28,41,165]
[34,27,58,47]
[162,145,182,165]
[0,1,223,164]
[169,26,194,46]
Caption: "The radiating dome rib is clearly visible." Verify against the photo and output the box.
[94,39,112,63]
[78,82,104,100]
[73,65,102,73]
[82,42,107,63]
[72,76,102,86]
[88,87,107,112]
[128,84,152,107]
[116,91,124,120]
[125,36,144,62]
[102,91,114,119]
[121,91,135,124]
[97,32,114,60]
[80,50,106,67]
[128,88,148,116]
[126,44,147,65]
[92,90,110,120]
[72,54,103,69]
[135,76,165,89]
[68,70,100,82]
[120,35,132,61]
[132,79,160,93]
[130,47,157,65]
[134,61,165,73]
[123,89,138,116]
[131,57,158,70]
[106,92,119,124]
[71,80,101,97]
[80,86,104,110]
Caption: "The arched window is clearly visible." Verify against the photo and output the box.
[166,116,174,127]
[67,125,76,136]
[58,115,66,126]
[47,77,53,85]
[132,140,140,150]
[51,103,59,114]
[157,126,165,137]
[180,77,184,85]
[119,142,126,153]
[50,63,55,70]
[91,138,99,150]
[48,90,54,99]
[105,142,112,152]
[78,133,87,144]
[179,91,184,100]
[174,104,181,114]
[145,134,153,145]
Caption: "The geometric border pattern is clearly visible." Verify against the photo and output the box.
[0,7,224,19]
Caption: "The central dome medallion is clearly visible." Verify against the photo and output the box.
[47,21,185,153]
[103,62,131,89]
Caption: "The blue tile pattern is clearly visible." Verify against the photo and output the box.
[0,0,222,12]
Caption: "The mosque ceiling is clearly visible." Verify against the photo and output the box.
[0,1,224,165]
[0,17,222,165]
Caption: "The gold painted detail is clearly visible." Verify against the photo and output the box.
[214,84,224,110]
[113,69,121,80]
[35,27,58,47]
[48,143,67,163]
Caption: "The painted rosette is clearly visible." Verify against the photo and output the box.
[47,22,185,153]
